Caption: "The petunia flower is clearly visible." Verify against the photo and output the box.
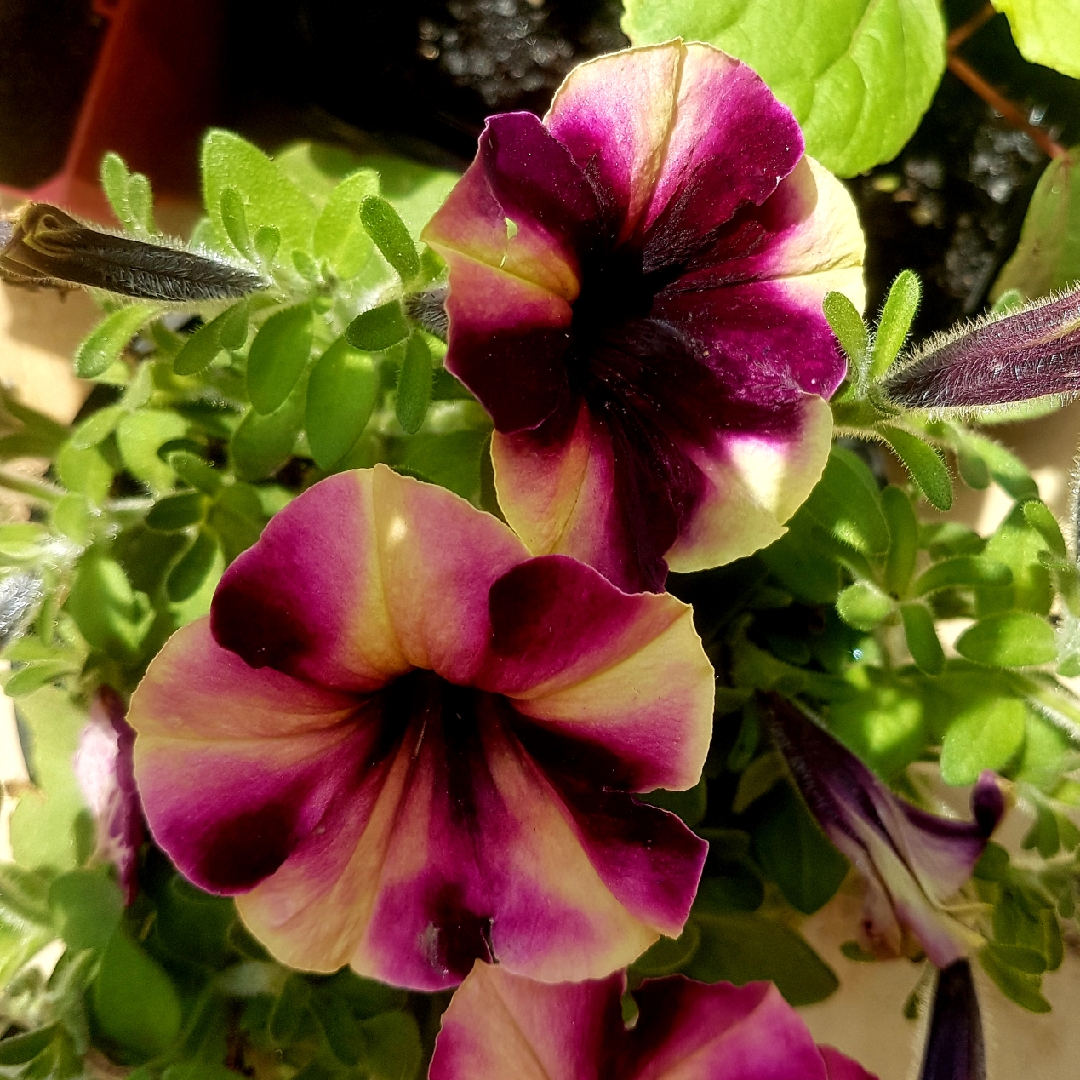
[429,961,878,1080]
[73,686,144,904]
[881,285,1080,411]
[918,961,985,1080]
[422,40,865,594]
[127,466,713,991]
[761,693,1004,968]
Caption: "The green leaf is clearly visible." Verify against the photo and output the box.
[219,187,253,257]
[631,922,702,976]
[269,974,311,1045]
[116,410,188,493]
[1022,801,1061,859]
[732,751,787,814]
[92,927,184,1058]
[879,426,952,510]
[247,305,314,415]
[805,446,890,555]
[4,660,77,697]
[1023,500,1067,558]
[173,313,227,377]
[640,778,707,827]
[306,338,379,468]
[956,612,1057,668]
[620,0,945,176]
[254,225,281,267]
[912,555,1013,595]
[358,1011,423,1080]
[360,196,420,281]
[346,301,410,352]
[146,491,208,532]
[166,530,221,603]
[685,913,838,1006]
[940,695,1027,784]
[313,169,379,279]
[75,305,156,379]
[54,487,93,542]
[0,1026,58,1066]
[836,580,892,631]
[750,784,848,914]
[201,129,315,256]
[231,385,305,482]
[960,433,1038,500]
[981,503,1053,616]
[127,172,157,234]
[823,291,867,367]
[65,548,151,660]
[71,404,124,450]
[869,271,921,379]
[49,870,123,952]
[899,602,945,675]
[978,946,1051,1013]
[168,451,222,494]
[881,484,918,595]
[100,152,134,231]
[9,687,89,871]
[396,334,433,434]
[992,1,1080,79]
[208,483,266,561]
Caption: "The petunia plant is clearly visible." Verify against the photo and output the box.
[1,11,1080,1080]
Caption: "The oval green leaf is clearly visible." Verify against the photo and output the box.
[75,305,156,379]
[306,338,379,468]
[396,333,433,434]
[359,196,420,281]
[345,301,409,352]
[956,611,1057,668]
[247,305,314,415]
[879,425,952,511]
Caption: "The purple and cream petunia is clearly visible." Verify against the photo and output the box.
[430,961,878,1080]
[73,686,144,904]
[127,465,714,991]
[422,40,865,594]
[762,693,1004,968]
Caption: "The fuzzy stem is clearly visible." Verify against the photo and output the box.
[946,2,996,50]
[0,470,63,504]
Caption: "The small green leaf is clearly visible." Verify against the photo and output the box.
[1022,802,1061,859]
[956,612,1057,668]
[218,299,250,351]
[1022,500,1067,559]
[879,426,952,510]
[732,751,787,814]
[231,386,305,482]
[358,1011,423,1080]
[899,602,945,675]
[631,922,702,976]
[306,338,379,468]
[75,305,156,379]
[253,225,281,267]
[146,491,208,531]
[396,334,433,434]
[168,450,222,494]
[313,169,379,278]
[49,870,123,952]
[100,152,133,230]
[686,913,839,1006]
[960,433,1038,500]
[805,446,891,556]
[92,928,184,1058]
[978,947,1051,1013]
[939,695,1027,784]
[836,580,893,631]
[360,196,420,281]
[65,548,151,660]
[71,404,124,450]
[640,778,707,827]
[220,187,252,257]
[127,172,157,234]
[0,1026,58,1066]
[824,291,868,366]
[346,301,410,352]
[912,556,1013,595]
[4,661,77,697]
[116,409,188,493]
[201,129,315,256]
[173,304,248,377]
[166,530,221,603]
[621,0,945,177]
[881,484,918,596]
[247,305,314,415]
[269,974,311,1046]
[56,442,113,505]
[870,271,921,379]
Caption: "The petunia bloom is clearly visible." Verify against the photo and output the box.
[882,285,1080,412]
[761,693,1004,968]
[430,961,878,1080]
[73,686,144,904]
[128,466,713,991]
[422,40,865,594]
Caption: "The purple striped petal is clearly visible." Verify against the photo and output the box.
[430,964,880,1080]
[762,693,1003,968]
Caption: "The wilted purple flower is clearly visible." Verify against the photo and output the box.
[423,40,864,593]
[882,286,1080,410]
[918,961,985,1080]
[73,686,144,904]
[761,693,1004,968]
[430,962,878,1080]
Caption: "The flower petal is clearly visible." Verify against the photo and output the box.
[423,111,602,433]
[819,1046,880,1080]
[545,41,804,260]
[212,467,528,689]
[237,688,701,988]
[762,693,1003,968]
[666,394,835,573]
[431,965,863,1080]
[211,469,407,693]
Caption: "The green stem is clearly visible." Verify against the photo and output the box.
[0,470,63,505]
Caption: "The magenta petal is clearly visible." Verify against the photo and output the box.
[74,687,143,904]
[431,966,876,1080]
[763,694,1002,967]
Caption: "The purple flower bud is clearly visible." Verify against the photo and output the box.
[918,961,985,1080]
